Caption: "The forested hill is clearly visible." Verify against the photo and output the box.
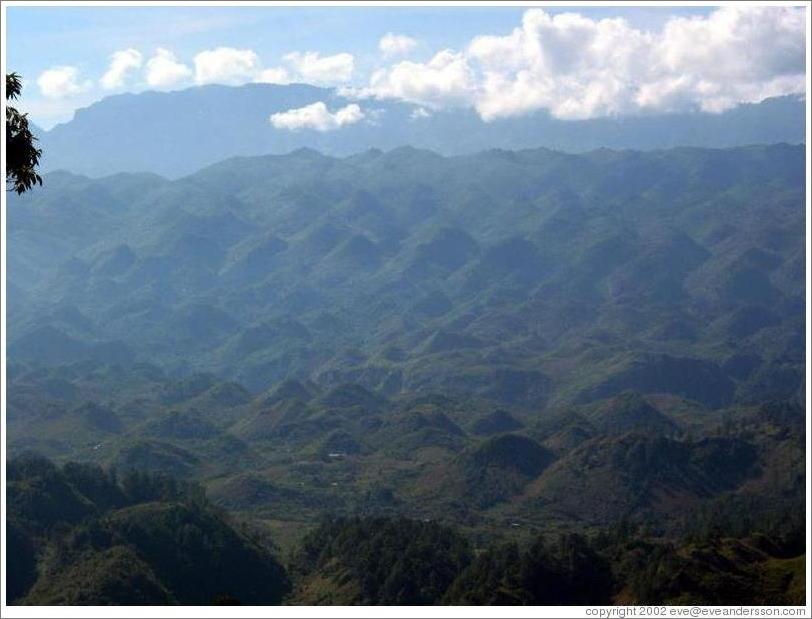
[6,143,806,607]
[8,453,805,605]
[8,144,805,410]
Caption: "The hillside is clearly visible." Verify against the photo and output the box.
[7,454,290,604]
[10,456,803,606]
[8,144,805,412]
[6,143,806,605]
[6,1,809,607]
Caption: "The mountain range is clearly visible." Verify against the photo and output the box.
[6,86,807,605]
[9,144,805,409]
[35,84,806,178]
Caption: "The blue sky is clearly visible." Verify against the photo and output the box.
[4,5,804,130]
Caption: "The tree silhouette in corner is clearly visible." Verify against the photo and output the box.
[6,73,42,194]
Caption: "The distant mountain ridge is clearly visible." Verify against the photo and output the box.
[36,83,805,178]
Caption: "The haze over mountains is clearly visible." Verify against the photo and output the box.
[7,85,807,605]
[5,0,810,606]
[35,83,806,178]
[9,144,805,407]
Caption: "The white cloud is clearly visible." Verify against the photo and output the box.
[283,51,355,84]
[359,6,806,121]
[649,6,807,113]
[145,48,192,88]
[379,33,418,58]
[255,67,291,84]
[411,107,431,119]
[363,49,476,109]
[270,101,365,131]
[140,46,356,89]
[19,96,97,130]
[100,48,143,90]
[194,47,261,85]
[37,66,92,99]
[468,10,655,120]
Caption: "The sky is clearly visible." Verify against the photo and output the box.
[4,4,807,130]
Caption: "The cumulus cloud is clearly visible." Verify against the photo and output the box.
[270,101,365,131]
[37,66,92,99]
[141,46,355,89]
[467,10,654,120]
[360,6,807,120]
[255,67,290,84]
[379,33,418,58]
[145,48,192,88]
[363,49,476,109]
[100,49,143,90]
[283,51,355,84]
[194,47,261,85]
[648,6,806,113]
[471,6,806,120]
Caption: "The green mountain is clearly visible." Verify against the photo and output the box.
[5,143,806,605]
[7,455,290,604]
[6,394,805,606]
[289,517,471,605]
[8,144,805,412]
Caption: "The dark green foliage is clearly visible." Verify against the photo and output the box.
[6,73,42,194]
[73,401,123,433]
[118,469,204,505]
[614,536,805,605]
[585,392,678,437]
[6,520,38,602]
[7,359,804,548]
[291,517,472,604]
[112,441,200,477]
[7,453,97,533]
[445,534,613,605]
[582,354,736,409]
[24,546,173,605]
[527,433,762,525]
[84,502,289,604]
[142,409,220,440]
[467,434,553,477]
[7,455,290,605]
[7,450,805,605]
[683,494,806,558]
[318,383,386,410]
[62,461,125,511]
[442,543,530,604]
[470,409,523,436]
[457,434,555,507]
